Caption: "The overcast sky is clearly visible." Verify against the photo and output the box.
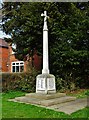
[0,0,11,39]
[0,0,2,7]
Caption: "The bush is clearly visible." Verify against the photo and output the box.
[56,75,79,92]
[2,69,38,92]
[2,69,88,93]
[85,90,89,96]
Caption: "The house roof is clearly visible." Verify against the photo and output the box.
[0,38,8,48]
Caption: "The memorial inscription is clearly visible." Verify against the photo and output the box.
[37,78,45,90]
[47,78,55,90]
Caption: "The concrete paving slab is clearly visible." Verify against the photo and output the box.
[14,95,76,106]
[39,96,76,106]
[8,93,88,115]
[48,98,87,109]
[15,96,42,105]
[48,98,87,114]
[25,92,66,100]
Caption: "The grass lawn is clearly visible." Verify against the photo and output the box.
[1,90,89,119]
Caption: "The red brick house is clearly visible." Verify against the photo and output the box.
[0,38,9,72]
[0,38,41,72]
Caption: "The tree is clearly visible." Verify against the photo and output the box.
[2,3,43,59]
[2,2,89,88]
[49,2,89,88]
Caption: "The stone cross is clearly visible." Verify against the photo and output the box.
[36,11,56,94]
[41,11,49,74]
[41,11,49,22]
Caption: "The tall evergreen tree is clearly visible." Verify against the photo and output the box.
[2,2,89,88]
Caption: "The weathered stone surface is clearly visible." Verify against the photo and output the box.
[36,11,56,94]
[26,92,66,100]
[11,93,76,107]
[9,93,87,115]
[39,96,76,106]
[36,73,56,94]
[53,98,87,114]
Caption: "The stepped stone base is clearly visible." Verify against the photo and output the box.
[25,92,66,100]
[9,92,76,107]
[9,93,88,114]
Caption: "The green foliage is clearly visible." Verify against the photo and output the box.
[85,90,89,96]
[56,77,68,92]
[2,2,89,89]
[2,91,89,118]
[56,76,78,92]
[2,91,68,118]
[67,89,88,99]
[2,70,38,92]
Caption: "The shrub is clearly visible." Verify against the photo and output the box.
[2,69,38,92]
[56,75,79,92]
[85,90,89,96]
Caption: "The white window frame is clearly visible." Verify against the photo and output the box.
[11,61,24,73]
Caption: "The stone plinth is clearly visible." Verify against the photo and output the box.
[9,94,88,115]
[11,93,76,107]
[26,92,66,100]
[36,73,56,94]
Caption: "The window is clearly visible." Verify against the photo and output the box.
[11,61,24,72]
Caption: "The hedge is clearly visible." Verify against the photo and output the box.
[1,72,71,93]
[1,71,88,93]
[1,70,38,92]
